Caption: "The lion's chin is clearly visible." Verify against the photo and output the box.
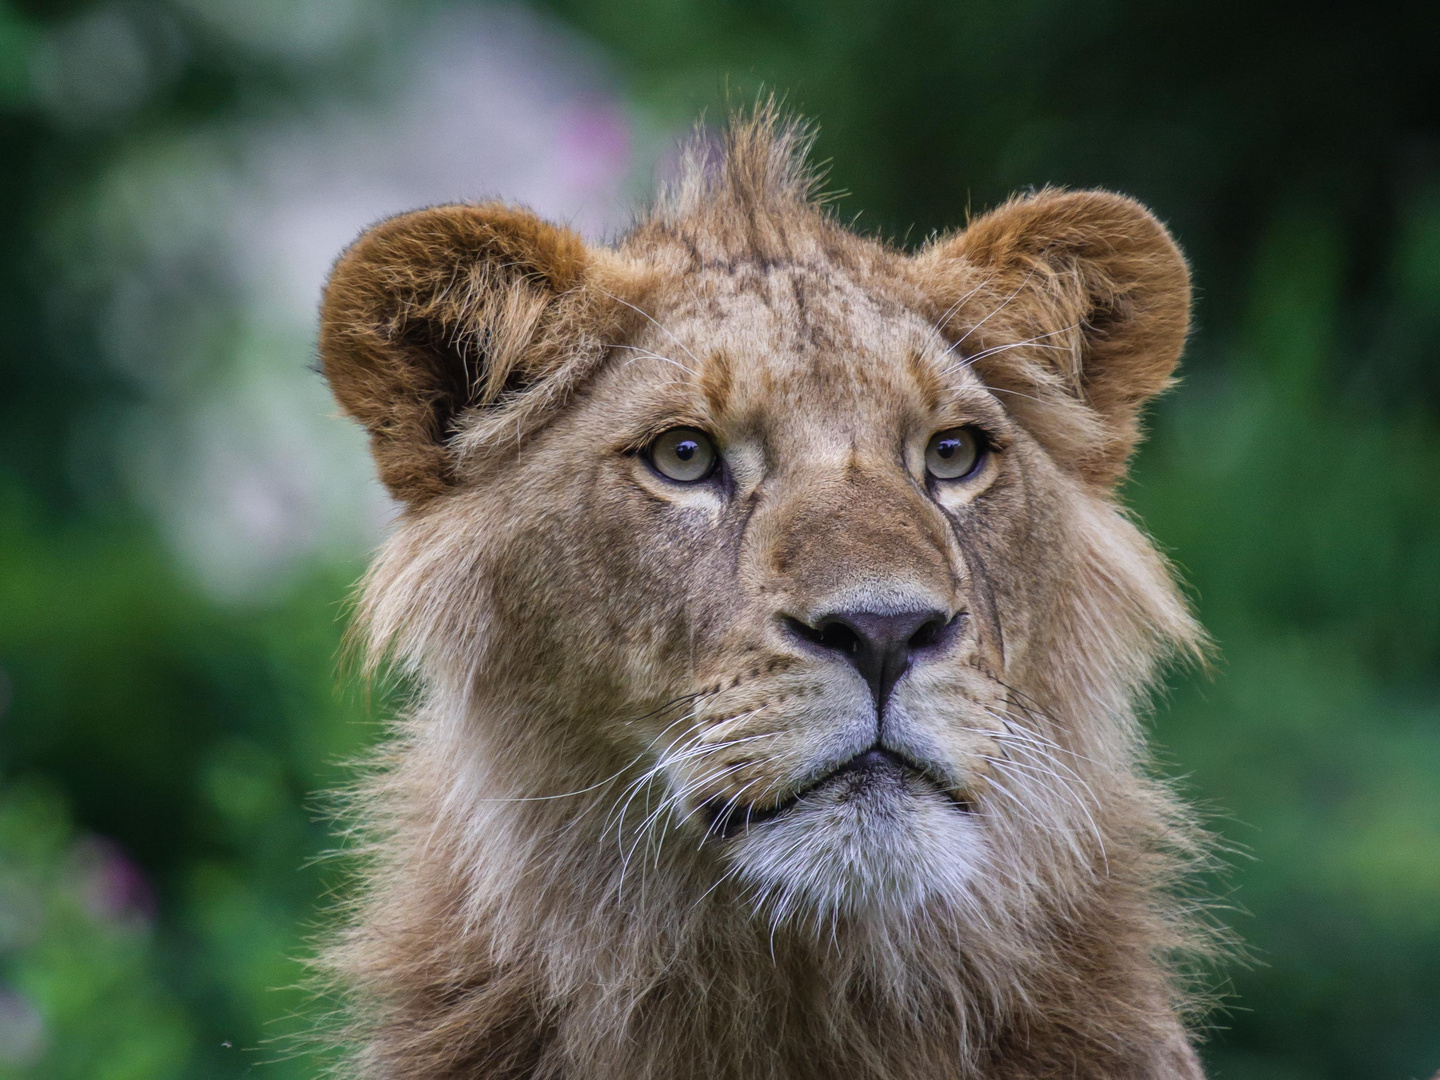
[720,756,987,923]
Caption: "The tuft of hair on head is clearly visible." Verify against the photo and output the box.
[656,97,828,223]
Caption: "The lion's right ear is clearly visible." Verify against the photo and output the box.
[911,190,1190,487]
[319,203,627,504]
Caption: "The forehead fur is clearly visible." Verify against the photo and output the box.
[610,114,959,434]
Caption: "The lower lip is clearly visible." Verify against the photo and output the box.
[704,757,970,840]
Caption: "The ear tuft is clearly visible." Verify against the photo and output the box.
[319,204,598,504]
[914,190,1191,485]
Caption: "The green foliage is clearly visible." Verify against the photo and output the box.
[0,782,191,1080]
[1135,209,1440,1077]
[0,484,373,1075]
[1,0,1437,1077]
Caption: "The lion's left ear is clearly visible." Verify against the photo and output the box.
[911,190,1191,486]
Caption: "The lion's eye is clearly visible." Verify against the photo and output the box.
[648,427,719,483]
[925,427,984,480]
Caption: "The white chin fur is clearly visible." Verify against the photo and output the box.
[723,768,987,928]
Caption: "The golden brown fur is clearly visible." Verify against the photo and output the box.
[317,109,1215,1079]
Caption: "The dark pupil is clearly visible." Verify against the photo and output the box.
[937,438,960,459]
[674,440,698,462]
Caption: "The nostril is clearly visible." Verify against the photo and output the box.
[907,615,949,651]
[816,619,862,656]
[782,615,862,656]
[780,614,822,646]
[784,611,956,660]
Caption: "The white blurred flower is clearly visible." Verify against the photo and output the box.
[64,4,657,600]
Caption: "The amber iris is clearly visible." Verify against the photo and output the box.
[649,427,718,482]
[925,427,983,480]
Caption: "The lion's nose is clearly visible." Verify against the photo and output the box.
[784,609,955,715]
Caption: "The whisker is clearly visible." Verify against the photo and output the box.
[605,755,675,848]
[988,763,1101,874]
[698,775,768,848]
[605,712,773,882]
[976,770,1059,836]
[601,720,720,842]
[977,708,1105,771]
[599,290,703,372]
[939,323,1080,377]
[928,273,996,336]
[937,267,1038,362]
[690,857,744,911]
[466,694,703,804]
[977,385,1050,407]
[631,760,750,875]
[610,343,692,374]
[630,733,780,848]
[988,756,1107,859]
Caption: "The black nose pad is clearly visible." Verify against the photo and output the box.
[785,609,955,715]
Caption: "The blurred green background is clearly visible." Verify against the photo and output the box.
[1,0,1438,1077]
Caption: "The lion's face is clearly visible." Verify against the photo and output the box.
[486,265,1047,919]
[321,140,1197,932]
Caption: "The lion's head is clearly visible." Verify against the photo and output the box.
[319,114,1210,1078]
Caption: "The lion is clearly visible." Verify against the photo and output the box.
[315,111,1216,1079]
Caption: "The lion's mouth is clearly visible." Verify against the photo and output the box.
[702,747,971,840]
